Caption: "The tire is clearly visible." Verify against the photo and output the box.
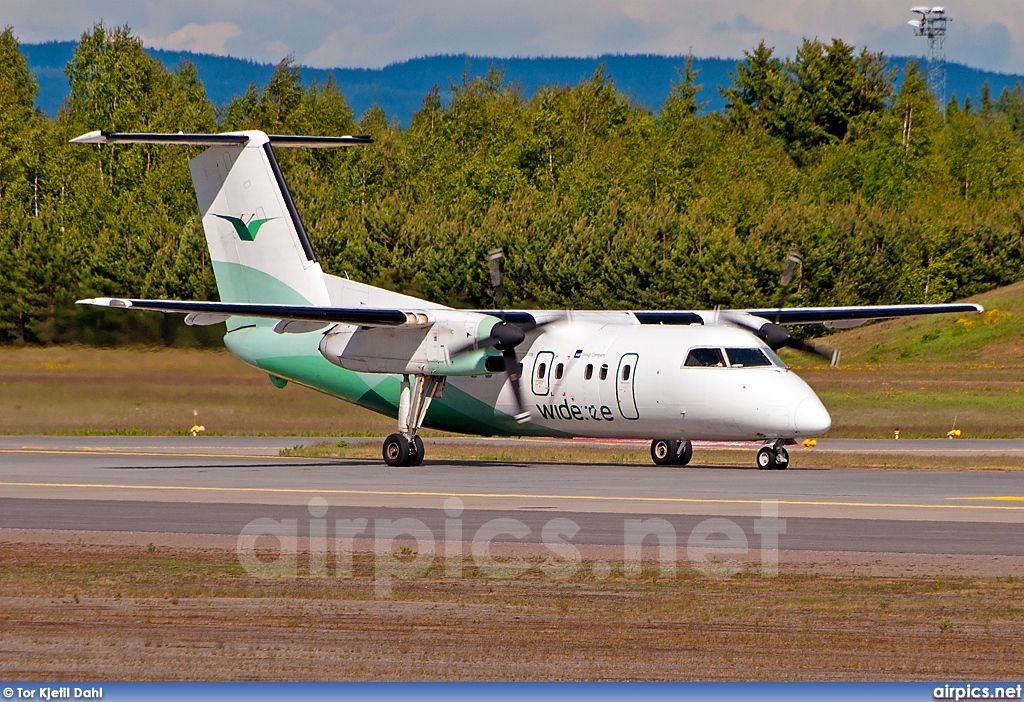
[756,447,777,470]
[651,439,679,466]
[674,440,693,466]
[382,433,411,467]
[774,446,789,470]
[407,436,425,466]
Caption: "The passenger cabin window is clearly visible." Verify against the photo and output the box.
[683,348,726,367]
[537,362,547,380]
[621,364,631,381]
[584,364,593,380]
[725,348,773,368]
[554,363,564,380]
[600,364,609,380]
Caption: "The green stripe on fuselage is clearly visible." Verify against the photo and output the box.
[223,325,568,437]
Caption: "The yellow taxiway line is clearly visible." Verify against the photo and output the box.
[0,448,300,459]
[948,496,1024,501]
[1,481,1023,512]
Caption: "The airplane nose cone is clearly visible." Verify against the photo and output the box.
[794,397,831,435]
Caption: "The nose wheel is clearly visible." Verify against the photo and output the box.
[757,443,789,470]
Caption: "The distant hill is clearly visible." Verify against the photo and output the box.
[21,41,1024,125]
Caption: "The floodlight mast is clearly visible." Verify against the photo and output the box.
[908,6,950,106]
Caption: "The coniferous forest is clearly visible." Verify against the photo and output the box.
[2,24,1024,345]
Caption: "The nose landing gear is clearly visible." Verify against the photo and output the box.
[650,439,693,466]
[756,441,789,470]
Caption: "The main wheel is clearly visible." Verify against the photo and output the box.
[756,447,777,470]
[382,433,411,467]
[407,436,425,466]
[651,439,679,465]
[774,446,789,470]
[674,440,693,466]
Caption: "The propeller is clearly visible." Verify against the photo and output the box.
[774,252,802,322]
[723,252,840,368]
[448,249,561,424]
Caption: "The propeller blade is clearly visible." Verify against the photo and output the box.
[488,249,505,317]
[446,334,501,359]
[723,314,840,369]
[447,319,527,360]
[502,347,531,423]
[786,337,840,367]
[774,252,802,323]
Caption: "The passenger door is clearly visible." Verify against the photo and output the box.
[532,351,555,397]
[615,353,639,420]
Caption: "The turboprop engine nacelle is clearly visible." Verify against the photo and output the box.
[318,310,501,376]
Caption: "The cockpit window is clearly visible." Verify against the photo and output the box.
[763,347,787,368]
[683,348,726,367]
[725,348,772,367]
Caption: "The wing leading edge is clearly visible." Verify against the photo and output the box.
[740,303,984,325]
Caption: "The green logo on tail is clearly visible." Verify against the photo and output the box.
[214,214,277,241]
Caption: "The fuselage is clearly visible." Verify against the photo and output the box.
[223,316,831,442]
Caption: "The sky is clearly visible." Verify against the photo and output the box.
[3,0,1022,74]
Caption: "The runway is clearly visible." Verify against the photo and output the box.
[1,436,1022,556]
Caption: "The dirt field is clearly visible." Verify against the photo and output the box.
[0,538,1022,681]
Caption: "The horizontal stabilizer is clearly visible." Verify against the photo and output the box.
[77,297,424,328]
[70,131,373,148]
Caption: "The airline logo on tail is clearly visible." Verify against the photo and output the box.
[214,214,278,242]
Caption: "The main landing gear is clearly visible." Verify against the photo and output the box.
[756,441,789,470]
[650,439,693,466]
[382,375,444,467]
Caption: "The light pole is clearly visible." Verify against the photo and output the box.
[909,6,951,106]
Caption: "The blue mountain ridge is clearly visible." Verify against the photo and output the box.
[20,41,1024,126]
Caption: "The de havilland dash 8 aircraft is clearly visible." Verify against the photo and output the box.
[71,129,983,469]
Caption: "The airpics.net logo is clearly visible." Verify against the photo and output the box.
[934,684,1023,700]
[235,497,788,598]
[214,213,277,242]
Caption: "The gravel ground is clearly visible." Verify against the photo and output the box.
[1,532,1022,681]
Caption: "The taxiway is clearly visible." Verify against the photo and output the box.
[1,436,1022,556]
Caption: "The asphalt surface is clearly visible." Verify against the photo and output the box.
[1,436,1022,555]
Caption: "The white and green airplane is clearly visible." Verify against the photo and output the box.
[72,129,983,469]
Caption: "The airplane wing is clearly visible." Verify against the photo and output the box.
[615,303,982,327]
[738,302,984,326]
[84,297,984,329]
[77,297,424,330]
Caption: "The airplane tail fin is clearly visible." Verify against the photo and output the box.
[71,130,371,306]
